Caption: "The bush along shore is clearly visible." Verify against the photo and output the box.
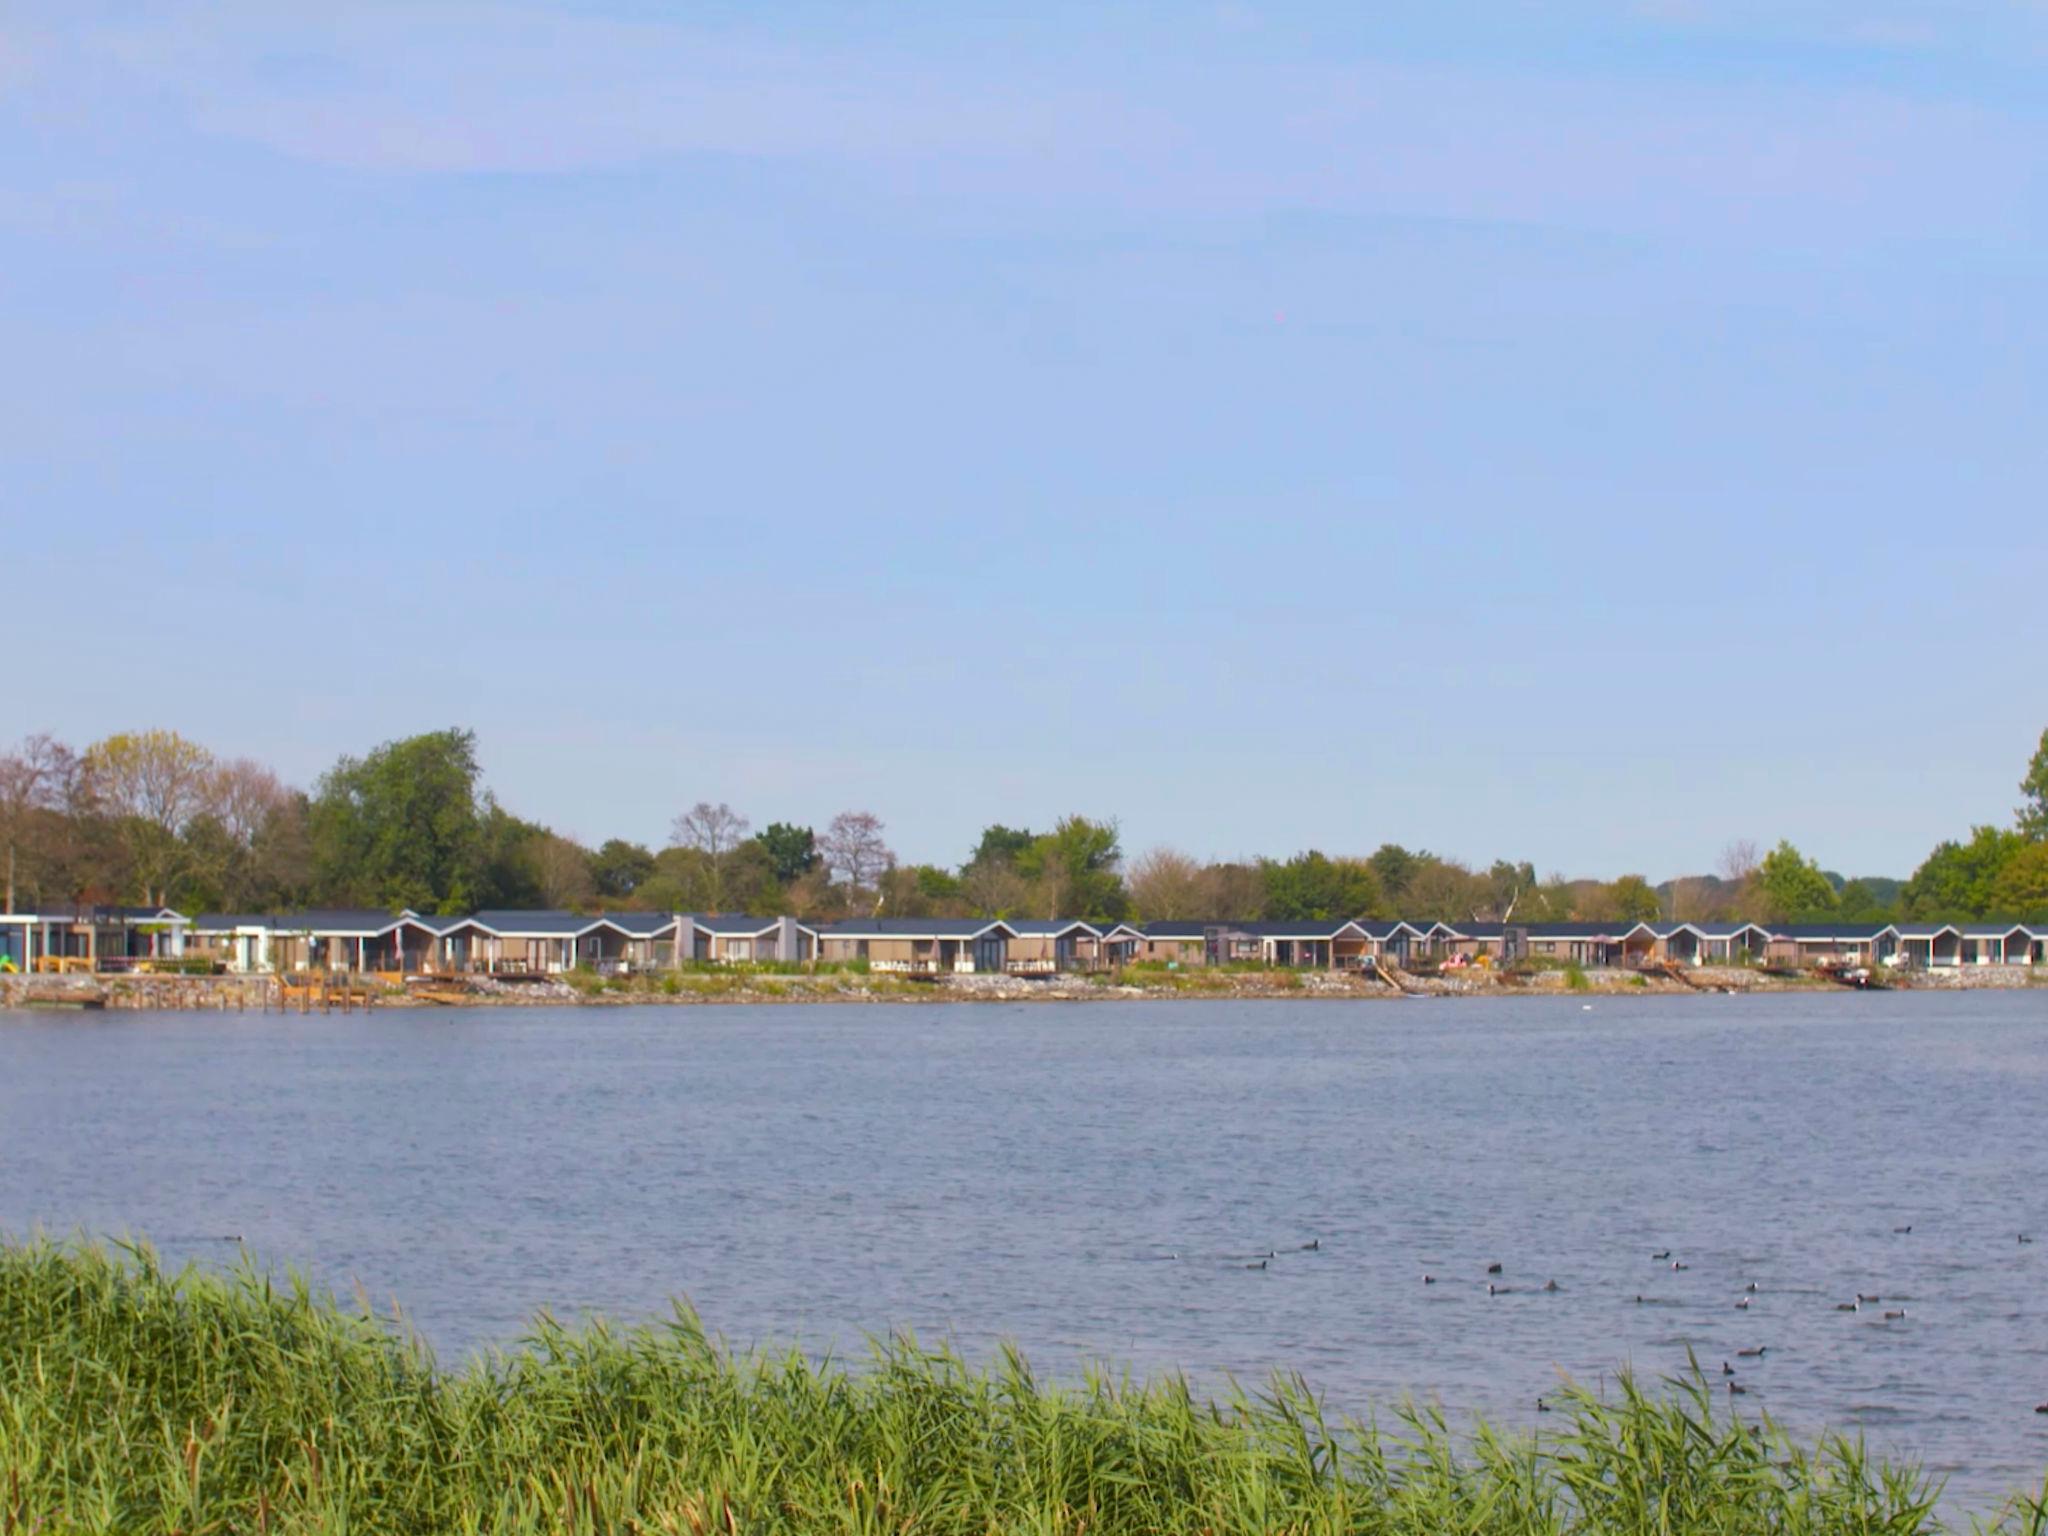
[2,1239,2036,1535]
[12,961,2040,1011]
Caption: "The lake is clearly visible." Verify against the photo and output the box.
[3,991,2046,1514]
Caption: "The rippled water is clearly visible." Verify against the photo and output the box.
[4,992,2047,1513]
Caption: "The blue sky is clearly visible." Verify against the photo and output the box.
[5,1,2045,880]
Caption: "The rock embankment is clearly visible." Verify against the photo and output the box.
[3,963,2035,1011]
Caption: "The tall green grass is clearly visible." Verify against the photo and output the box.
[0,1238,2033,1534]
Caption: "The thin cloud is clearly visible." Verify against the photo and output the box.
[21,2,2031,252]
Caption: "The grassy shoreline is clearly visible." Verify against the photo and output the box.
[4,1239,2037,1534]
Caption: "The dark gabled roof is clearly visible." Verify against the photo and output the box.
[1233,919,1367,940]
[273,908,403,935]
[468,909,604,937]
[13,904,190,923]
[819,918,1016,939]
[1005,918,1101,937]
[691,913,799,936]
[189,913,276,932]
[602,911,681,936]
[1096,922,1147,939]
[1957,921,2032,937]
[1770,923,1896,941]
[1686,921,1772,939]
[393,911,480,935]
[1357,919,1425,940]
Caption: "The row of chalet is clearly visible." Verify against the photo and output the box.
[5,906,2045,977]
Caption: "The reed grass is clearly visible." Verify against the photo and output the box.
[1,1238,2035,1535]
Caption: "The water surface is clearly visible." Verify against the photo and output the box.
[4,992,2046,1513]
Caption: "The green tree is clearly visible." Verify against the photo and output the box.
[1016,816,1126,920]
[2019,726,2048,839]
[1605,873,1663,923]
[756,823,820,884]
[1900,825,2023,920]
[591,839,656,898]
[1367,844,1427,905]
[876,863,966,917]
[1261,851,1380,922]
[1988,841,2048,918]
[79,730,218,906]
[1484,860,1538,921]
[1755,840,1837,922]
[968,825,1037,870]
[309,728,492,914]
[1834,878,1894,923]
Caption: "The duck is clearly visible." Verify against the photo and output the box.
[1727,1381,1748,1396]
[1893,1225,1912,1234]
[1736,1346,1766,1358]
[1245,1259,1268,1270]
[1745,1282,1759,1293]
[1652,1250,1672,1261]
[1423,1273,1436,1285]
[1884,1309,1907,1320]
[2036,1403,2048,1415]
[1835,1301,1860,1312]
[1299,1239,1321,1252]
[1486,1262,1503,1274]
[1736,1297,1751,1310]
[2021,1234,2034,1245]
[1670,1261,1689,1271]
[1543,1279,1561,1292]
[1722,1361,1735,1376]
[1856,1293,1881,1304]
[1536,1397,1553,1413]
[1489,1282,1514,1296]
[1634,1294,1645,1304]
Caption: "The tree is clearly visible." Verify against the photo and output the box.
[80,730,219,906]
[877,863,966,918]
[959,852,1031,916]
[1755,840,1837,922]
[245,790,315,911]
[671,802,749,860]
[1367,844,1428,905]
[1016,815,1126,920]
[1127,846,1206,921]
[968,825,1037,870]
[1404,858,1484,922]
[1718,839,1760,884]
[0,735,78,913]
[1901,825,2023,920]
[590,839,655,899]
[529,833,596,910]
[2019,727,2048,839]
[1835,879,1894,923]
[670,802,751,910]
[1482,860,1537,922]
[1604,873,1663,923]
[756,823,820,884]
[1261,851,1379,922]
[309,728,491,914]
[191,758,296,910]
[1199,861,1268,921]
[820,811,892,903]
[1988,841,2048,918]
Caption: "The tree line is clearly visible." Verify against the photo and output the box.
[3,725,2045,927]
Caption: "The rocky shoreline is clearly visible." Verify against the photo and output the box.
[5,963,2041,1010]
